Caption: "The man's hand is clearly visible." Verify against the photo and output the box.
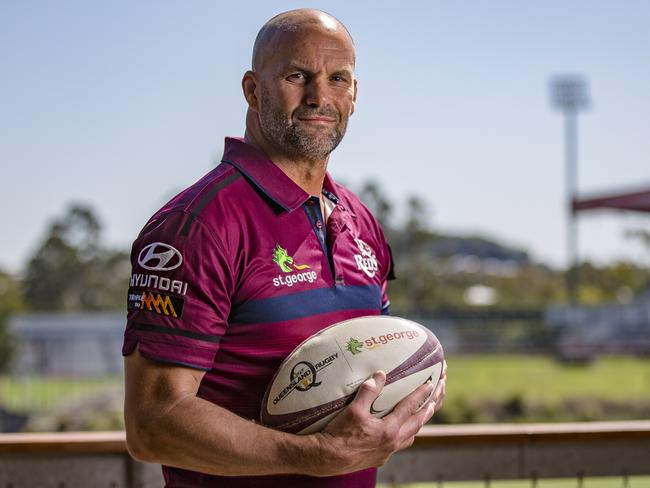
[314,362,447,476]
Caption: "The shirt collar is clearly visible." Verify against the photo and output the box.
[221,137,344,213]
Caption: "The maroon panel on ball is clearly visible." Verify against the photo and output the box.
[261,391,357,434]
[384,328,444,385]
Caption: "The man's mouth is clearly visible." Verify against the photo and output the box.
[296,116,337,124]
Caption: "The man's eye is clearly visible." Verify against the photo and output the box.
[289,73,307,81]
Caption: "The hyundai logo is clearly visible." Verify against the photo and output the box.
[138,243,183,271]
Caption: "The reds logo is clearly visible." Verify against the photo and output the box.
[353,238,379,278]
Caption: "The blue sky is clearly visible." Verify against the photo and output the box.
[1,1,649,273]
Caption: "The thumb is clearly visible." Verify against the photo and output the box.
[351,371,386,412]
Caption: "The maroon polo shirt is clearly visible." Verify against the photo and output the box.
[123,137,395,487]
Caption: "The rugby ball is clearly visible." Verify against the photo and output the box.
[260,315,444,435]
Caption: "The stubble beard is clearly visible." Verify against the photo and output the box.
[259,84,348,162]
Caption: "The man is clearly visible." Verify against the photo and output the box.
[123,8,446,488]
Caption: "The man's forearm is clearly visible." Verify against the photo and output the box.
[128,393,328,477]
[124,348,446,478]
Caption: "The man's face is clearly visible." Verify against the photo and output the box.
[256,28,357,161]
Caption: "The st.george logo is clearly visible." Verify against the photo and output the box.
[138,242,183,271]
[272,244,317,288]
[346,337,364,355]
[272,244,310,272]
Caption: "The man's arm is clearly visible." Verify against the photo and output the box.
[124,345,446,477]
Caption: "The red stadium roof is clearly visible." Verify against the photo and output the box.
[573,187,650,214]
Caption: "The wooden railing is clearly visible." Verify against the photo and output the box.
[1,421,650,487]
[380,421,650,484]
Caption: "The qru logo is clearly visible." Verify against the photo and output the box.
[353,238,378,278]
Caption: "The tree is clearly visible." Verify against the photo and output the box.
[358,180,393,231]
[576,260,649,304]
[626,228,650,264]
[23,204,130,311]
[405,196,429,235]
[0,271,23,373]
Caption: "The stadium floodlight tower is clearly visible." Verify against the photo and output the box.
[550,75,590,305]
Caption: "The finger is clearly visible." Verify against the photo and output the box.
[350,370,386,413]
[434,397,444,413]
[397,403,436,451]
[387,380,435,424]
[397,436,416,451]
[415,378,435,412]
[398,401,436,444]
[431,377,446,404]
[435,361,447,384]
[429,374,446,414]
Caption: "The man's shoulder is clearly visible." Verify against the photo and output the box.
[156,163,243,216]
[136,163,247,242]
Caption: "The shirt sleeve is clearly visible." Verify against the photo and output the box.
[122,211,234,370]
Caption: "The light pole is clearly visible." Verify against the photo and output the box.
[550,75,589,305]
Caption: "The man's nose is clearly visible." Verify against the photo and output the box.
[304,77,329,107]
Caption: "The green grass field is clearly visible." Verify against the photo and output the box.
[446,354,650,403]
[0,375,122,412]
[1,354,649,422]
[431,354,650,423]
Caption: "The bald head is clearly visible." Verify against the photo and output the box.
[242,9,358,164]
[252,9,355,72]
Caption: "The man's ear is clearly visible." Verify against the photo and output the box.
[350,78,358,116]
[242,71,259,112]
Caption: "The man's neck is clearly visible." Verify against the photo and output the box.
[244,128,328,197]
[272,158,327,198]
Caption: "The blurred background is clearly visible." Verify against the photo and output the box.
[1,0,649,444]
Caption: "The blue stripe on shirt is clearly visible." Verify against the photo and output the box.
[230,284,382,324]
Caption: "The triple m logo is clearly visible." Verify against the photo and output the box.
[128,290,185,318]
